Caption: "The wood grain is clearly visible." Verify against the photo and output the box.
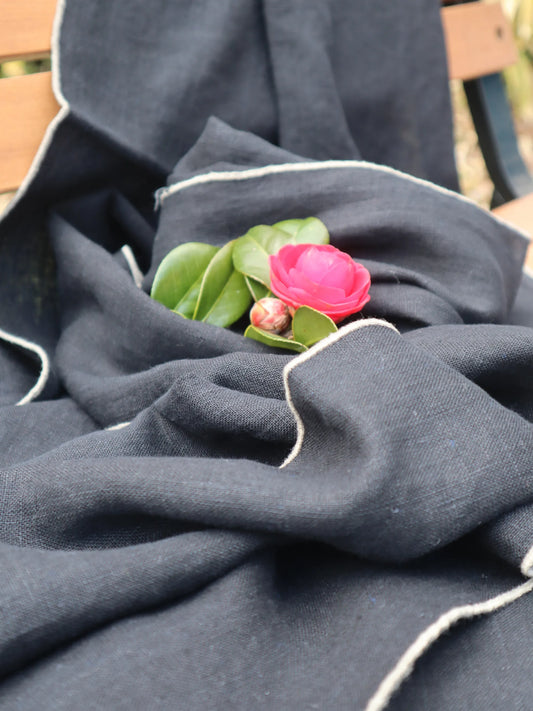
[442,3,518,81]
[0,72,59,193]
[0,0,526,210]
[0,0,56,61]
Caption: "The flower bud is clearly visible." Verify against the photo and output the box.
[250,298,291,334]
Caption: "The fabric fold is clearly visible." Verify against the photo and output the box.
[1,0,533,708]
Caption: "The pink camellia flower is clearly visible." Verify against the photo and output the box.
[269,243,370,323]
[250,297,291,334]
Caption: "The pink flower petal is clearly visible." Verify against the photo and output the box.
[269,272,295,305]
[319,258,355,290]
[294,246,337,282]
[269,254,292,287]
[269,243,371,323]
[286,268,346,302]
[349,272,371,298]
[276,243,310,269]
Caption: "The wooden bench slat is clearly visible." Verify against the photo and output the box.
[442,3,518,81]
[0,0,56,62]
[0,0,526,206]
[0,72,59,193]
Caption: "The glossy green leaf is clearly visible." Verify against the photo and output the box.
[202,269,252,327]
[150,242,219,310]
[233,225,291,287]
[244,325,307,353]
[273,217,330,245]
[273,219,302,237]
[292,306,337,347]
[233,219,330,289]
[174,277,203,319]
[245,276,271,302]
[193,240,235,320]
[193,240,252,327]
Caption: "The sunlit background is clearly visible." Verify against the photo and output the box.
[452,0,533,206]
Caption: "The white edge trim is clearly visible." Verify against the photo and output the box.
[0,0,69,222]
[365,578,533,711]
[0,0,68,402]
[121,245,144,288]
[0,327,51,405]
[50,0,68,107]
[280,318,399,469]
[155,161,530,242]
[105,421,132,431]
[523,264,533,279]
[520,542,533,577]
[0,107,70,221]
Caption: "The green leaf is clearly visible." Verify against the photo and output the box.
[150,242,219,310]
[174,277,203,319]
[193,240,252,327]
[202,270,252,327]
[232,225,292,287]
[233,219,330,290]
[273,219,302,237]
[273,217,330,245]
[244,276,271,302]
[292,306,338,347]
[244,325,307,353]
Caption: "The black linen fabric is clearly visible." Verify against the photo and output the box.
[0,1,533,710]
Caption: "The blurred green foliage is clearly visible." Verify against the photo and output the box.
[502,0,533,117]
[0,58,51,80]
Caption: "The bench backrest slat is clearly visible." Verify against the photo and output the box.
[0,1,522,193]
[0,0,56,62]
[442,3,518,81]
[0,72,58,193]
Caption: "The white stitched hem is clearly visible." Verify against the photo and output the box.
[0,0,70,222]
[520,541,533,577]
[121,245,144,288]
[365,578,533,711]
[0,0,68,403]
[155,162,530,242]
[280,318,399,469]
[105,421,132,431]
[0,328,50,405]
[50,0,68,106]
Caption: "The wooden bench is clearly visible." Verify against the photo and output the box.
[0,0,532,269]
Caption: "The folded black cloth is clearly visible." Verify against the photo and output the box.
[1,2,532,710]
